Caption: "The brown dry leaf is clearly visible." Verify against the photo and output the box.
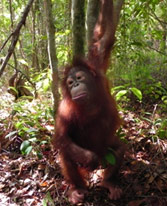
[0,154,9,160]
[128,199,145,206]
[162,173,167,179]
[148,175,155,184]
[40,181,48,187]
[0,183,5,190]
[38,164,46,170]
[156,179,164,189]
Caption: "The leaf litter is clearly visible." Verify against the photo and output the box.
[0,107,167,205]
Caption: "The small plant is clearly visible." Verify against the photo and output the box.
[143,113,167,140]
[20,140,32,155]
[4,99,53,156]
[143,82,167,102]
[112,85,142,102]
[42,192,55,206]
[156,119,167,139]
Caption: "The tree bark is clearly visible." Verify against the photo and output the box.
[31,3,40,71]
[71,0,85,57]
[44,0,60,115]
[86,0,100,47]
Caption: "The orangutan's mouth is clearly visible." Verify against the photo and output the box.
[72,93,87,100]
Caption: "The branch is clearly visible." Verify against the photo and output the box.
[0,33,13,53]
[0,0,35,78]
[149,7,167,27]
[146,45,166,56]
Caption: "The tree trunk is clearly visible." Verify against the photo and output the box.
[32,3,40,71]
[86,0,100,48]
[44,0,59,115]
[71,0,85,57]
[37,1,48,70]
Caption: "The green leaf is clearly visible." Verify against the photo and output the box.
[43,79,50,92]
[20,140,32,155]
[130,87,142,101]
[15,122,23,129]
[25,146,33,155]
[26,128,38,134]
[115,90,128,101]
[162,96,167,101]
[112,85,125,91]
[37,152,43,159]
[158,129,167,139]
[105,151,116,165]
[116,128,126,139]
[42,192,54,206]
[5,131,17,139]
[131,41,142,46]
[8,86,18,94]
[29,137,37,142]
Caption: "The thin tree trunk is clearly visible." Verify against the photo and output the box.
[113,0,124,28]
[86,0,100,47]
[9,0,18,73]
[32,4,40,71]
[71,0,85,57]
[36,1,48,70]
[44,0,59,115]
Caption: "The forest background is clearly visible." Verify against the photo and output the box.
[0,0,167,206]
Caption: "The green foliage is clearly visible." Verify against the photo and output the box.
[103,128,126,166]
[6,99,54,156]
[130,88,142,101]
[105,149,116,166]
[20,140,32,155]
[5,131,18,139]
[42,192,54,206]
[142,112,167,140]
[102,148,116,167]
[117,127,127,143]
[111,0,167,110]
[56,29,72,64]
[154,118,167,139]
[112,85,142,102]
[143,81,167,101]
[8,87,19,95]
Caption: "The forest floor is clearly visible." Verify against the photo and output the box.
[0,94,167,206]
